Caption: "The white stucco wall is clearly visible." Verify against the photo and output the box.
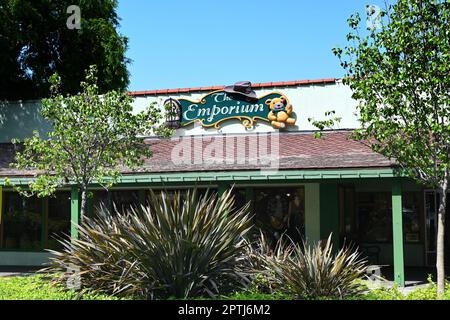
[0,80,360,143]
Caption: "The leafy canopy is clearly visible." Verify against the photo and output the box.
[333,0,450,187]
[12,65,171,197]
[0,0,129,100]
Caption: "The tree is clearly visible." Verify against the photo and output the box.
[10,65,172,221]
[333,0,450,296]
[0,0,129,100]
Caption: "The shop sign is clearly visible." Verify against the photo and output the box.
[177,91,296,129]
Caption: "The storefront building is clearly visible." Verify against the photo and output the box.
[0,78,449,286]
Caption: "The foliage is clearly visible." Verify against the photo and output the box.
[242,231,293,294]
[308,111,342,138]
[0,275,120,300]
[362,285,405,300]
[2,274,449,301]
[363,280,450,300]
[46,189,253,299]
[333,0,450,296]
[11,65,172,218]
[250,234,367,299]
[0,0,129,100]
[218,291,293,300]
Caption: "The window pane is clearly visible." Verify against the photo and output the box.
[253,187,305,244]
[47,192,71,250]
[356,192,392,242]
[111,190,139,213]
[403,192,421,243]
[2,193,42,251]
[231,188,247,211]
[93,190,109,217]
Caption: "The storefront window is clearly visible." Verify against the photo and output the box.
[93,190,109,216]
[93,190,140,216]
[111,190,139,213]
[353,191,422,244]
[47,192,71,250]
[231,188,248,211]
[402,192,421,243]
[253,187,305,244]
[1,193,42,251]
[356,193,392,242]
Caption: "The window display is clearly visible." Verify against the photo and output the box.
[253,187,305,244]
[356,192,392,242]
[1,193,42,251]
[47,192,71,250]
[402,192,421,243]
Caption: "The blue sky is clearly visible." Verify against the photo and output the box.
[117,0,386,91]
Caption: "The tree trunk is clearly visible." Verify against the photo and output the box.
[80,187,88,224]
[436,180,448,298]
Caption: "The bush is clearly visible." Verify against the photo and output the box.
[0,275,119,300]
[363,276,450,300]
[46,189,253,299]
[250,234,368,299]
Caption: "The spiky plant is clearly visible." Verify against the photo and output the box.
[44,206,149,297]
[242,231,293,294]
[254,234,367,299]
[45,189,253,299]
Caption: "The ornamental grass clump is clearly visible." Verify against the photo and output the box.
[46,189,253,299]
[252,234,367,299]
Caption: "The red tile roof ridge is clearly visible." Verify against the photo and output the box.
[129,78,338,97]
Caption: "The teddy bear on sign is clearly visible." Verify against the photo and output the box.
[265,95,296,129]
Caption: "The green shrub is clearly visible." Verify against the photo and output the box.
[219,291,294,300]
[243,232,292,294]
[251,234,368,299]
[0,275,119,300]
[362,285,404,300]
[47,189,253,299]
[361,276,450,300]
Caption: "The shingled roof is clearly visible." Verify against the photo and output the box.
[0,131,394,178]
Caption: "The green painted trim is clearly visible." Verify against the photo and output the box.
[320,183,340,250]
[392,180,405,287]
[0,251,51,267]
[0,168,402,186]
[71,186,79,242]
[304,183,321,244]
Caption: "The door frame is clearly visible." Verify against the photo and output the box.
[423,189,450,267]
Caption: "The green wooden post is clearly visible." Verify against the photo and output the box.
[392,180,405,287]
[304,183,321,244]
[320,183,340,251]
[71,186,79,242]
